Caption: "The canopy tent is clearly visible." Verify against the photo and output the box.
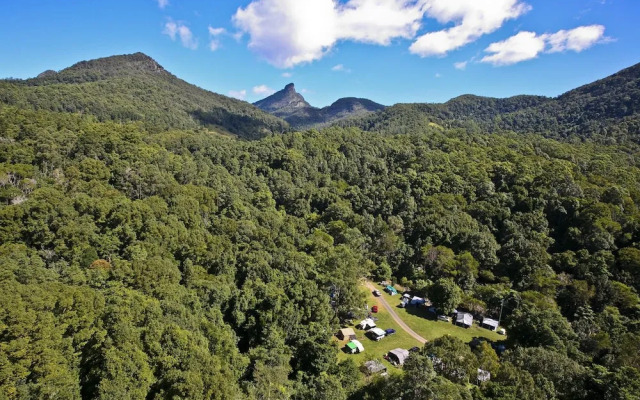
[338,327,356,340]
[362,360,387,375]
[346,340,364,353]
[388,348,410,365]
[368,327,386,339]
[357,318,376,330]
[481,317,499,331]
[456,312,473,328]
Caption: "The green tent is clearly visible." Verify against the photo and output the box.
[346,340,364,353]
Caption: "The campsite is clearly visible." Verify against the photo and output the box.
[336,289,420,375]
[336,281,506,382]
[377,283,503,343]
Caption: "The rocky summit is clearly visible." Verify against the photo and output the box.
[254,83,385,129]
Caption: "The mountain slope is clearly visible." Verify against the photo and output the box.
[347,62,640,143]
[0,52,289,139]
[254,83,385,129]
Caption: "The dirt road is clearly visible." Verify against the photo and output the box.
[365,281,427,344]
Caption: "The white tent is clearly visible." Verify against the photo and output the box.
[357,318,376,330]
[368,327,386,340]
[456,312,473,328]
[481,317,499,331]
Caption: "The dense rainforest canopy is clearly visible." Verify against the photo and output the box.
[1,54,640,399]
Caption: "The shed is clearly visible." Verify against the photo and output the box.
[346,340,364,354]
[481,317,499,331]
[357,318,377,330]
[456,312,473,328]
[362,360,387,375]
[367,327,386,341]
[337,327,356,341]
[388,348,410,365]
[477,368,491,383]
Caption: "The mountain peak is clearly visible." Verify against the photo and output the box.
[253,83,311,116]
[254,84,386,128]
[64,52,167,75]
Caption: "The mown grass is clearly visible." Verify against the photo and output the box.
[335,286,421,375]
[375,282,504,343]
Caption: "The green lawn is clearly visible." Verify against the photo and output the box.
[375,283,504,344]
[336,287,421,375]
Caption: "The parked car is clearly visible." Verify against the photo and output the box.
[373,290,381,297]
[437,315,451,322]
[408,346,420,353]
[384,328,396,336]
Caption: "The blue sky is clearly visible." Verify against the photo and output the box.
[2,0,639,107]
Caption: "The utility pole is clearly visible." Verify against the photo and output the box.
[498,297,505,326]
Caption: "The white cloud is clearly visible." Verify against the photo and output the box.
[232,0,426,68]
[410,0,531,57]
[233,0,338,68]
[207,26,227,52]
[481,31,545,65]
[454,61,468,70]
[163,21,198,50]
[544,25,607,53]
[232,0,532,67]
[281,72,292,78]
[228,89,247,100]
[209,40,221,51]
[157,0,169,9]
[253,85,276,95]
[232,31,244,41]
[482,25,607,66]
[331,64,351,72]
[208,26,227,36]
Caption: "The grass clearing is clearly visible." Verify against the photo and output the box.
[335,287,421,375]
[375,283,504,343]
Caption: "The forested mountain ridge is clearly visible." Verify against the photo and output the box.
[254,83,385,129]
[345,61,640,143]
[2,54,640,399]
[0,52,289,139]
[2,102,640,398]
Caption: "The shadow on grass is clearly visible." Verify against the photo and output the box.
[341,346,352,354]
[404,305,438,321]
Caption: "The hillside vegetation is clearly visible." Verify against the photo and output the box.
[345,62,640,144]
[1,55,640,399]
[0,53,289,139]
